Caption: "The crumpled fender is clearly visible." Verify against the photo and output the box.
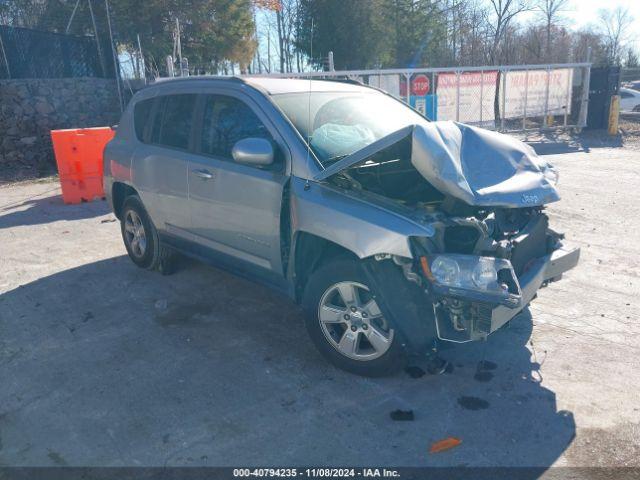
[290,176,435,259]
[361,257,437,353]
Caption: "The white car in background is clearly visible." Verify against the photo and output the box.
[620,87,640,112]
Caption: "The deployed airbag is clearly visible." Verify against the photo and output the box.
[311,123,376,160]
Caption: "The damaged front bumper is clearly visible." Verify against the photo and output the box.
[433,242,580,343]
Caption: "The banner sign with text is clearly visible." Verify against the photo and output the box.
[503,68,573,118]
[436,71,498,123]
[435,68,572,123]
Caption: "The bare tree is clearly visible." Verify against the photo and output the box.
[254,0,616,73]
[535,0,570,61]
[258,0,299,73]
[484,0,531,125]
[277,0,299,72]
[571,29,607,63]
[485,0,531,64]
[598,6,635,65]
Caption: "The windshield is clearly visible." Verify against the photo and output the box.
[271,90,429,166]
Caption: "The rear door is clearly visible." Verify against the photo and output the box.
[188,93,288,273]
[132,93,197,236]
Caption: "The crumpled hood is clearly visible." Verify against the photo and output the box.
[411,122,559,207]
[314,121,560,208]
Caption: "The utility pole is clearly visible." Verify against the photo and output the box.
[137,33,145,81]
[267,26,271,73]
[104,0,123,112]
[175,18,183,76]
[253,4,262,74]
[166,55,175,77]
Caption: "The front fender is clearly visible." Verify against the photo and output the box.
[290,177,434,259]
[361,257,437,353]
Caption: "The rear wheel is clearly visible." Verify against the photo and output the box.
[302,257,405,377]
[120,195,173,272]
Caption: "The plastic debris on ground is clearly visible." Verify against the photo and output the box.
[429,437,462,454]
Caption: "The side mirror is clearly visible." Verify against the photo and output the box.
[231,138,274,166]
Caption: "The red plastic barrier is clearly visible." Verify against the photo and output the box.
[51,127,115,204]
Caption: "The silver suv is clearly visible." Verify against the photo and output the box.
[104,77,579,377]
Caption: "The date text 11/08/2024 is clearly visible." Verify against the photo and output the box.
[233,468,401,478]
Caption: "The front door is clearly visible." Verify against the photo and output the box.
[188,93,288,273]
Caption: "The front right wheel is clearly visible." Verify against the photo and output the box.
[302,257,405,377]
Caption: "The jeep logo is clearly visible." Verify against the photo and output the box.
[522,194,539,204]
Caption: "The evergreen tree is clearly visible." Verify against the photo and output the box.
[0,0,257,74]
[296,0,391,70]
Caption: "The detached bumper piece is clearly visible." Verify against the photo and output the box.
[435,242,580,343]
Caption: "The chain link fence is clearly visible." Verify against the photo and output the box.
[261,63,591,133]
[0,25,114,79]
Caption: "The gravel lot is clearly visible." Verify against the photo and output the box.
[0,144,639,469]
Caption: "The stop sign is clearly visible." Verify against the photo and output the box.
[411,74,430,96]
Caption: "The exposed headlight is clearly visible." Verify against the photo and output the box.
[421,254,519,304]
[472,257,498,288]
[430,256,460,285]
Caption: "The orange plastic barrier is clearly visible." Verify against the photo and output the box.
[51,127,115,204]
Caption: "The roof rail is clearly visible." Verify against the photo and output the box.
[316,77,365,86]
[153,75,246,85]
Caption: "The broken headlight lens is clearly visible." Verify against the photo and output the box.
[422,254,515,298]
[421,254,521,307]
[430,256,460,285]
[472,257,499,288]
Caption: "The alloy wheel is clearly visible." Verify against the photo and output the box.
[124,210,147,258]
[317,281,394,361]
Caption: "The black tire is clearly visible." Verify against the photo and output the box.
[302,256,406,377]
[120,195,173,271]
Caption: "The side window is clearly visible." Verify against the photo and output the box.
[200,95,272,160]
[149,94,197,150]
[149,96,167,145]
[620,90,633,99]
[133,98,154,141]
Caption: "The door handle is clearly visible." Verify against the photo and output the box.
[192,168,215,180]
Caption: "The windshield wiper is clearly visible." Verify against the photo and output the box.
[322,154,349,167]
